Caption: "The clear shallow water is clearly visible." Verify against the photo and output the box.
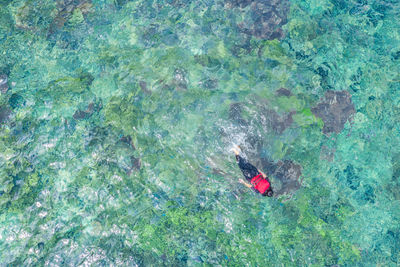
[0,0,399,265]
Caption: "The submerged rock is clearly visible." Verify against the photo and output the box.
[14,4,39,31]
[0,74,9,93]
[72,109,89,120]
[226,0,253,8]
[130,156,141,171]
[0,105,11,124]
[113,0,130,9]
[120,135,136,150]
[73,101,101,120]
[139,81,152,95]
[261,157,302,196]
[226,0,290,40]
[48,0,92,37]
[275,87,292,97]
[311,90,356,135]
[266,109,296,134]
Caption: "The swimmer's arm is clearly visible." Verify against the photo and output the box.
[258,169,267,178]
[238,179,252,188]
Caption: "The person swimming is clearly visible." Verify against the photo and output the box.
[233,146,273,197]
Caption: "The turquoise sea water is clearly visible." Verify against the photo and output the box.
[1,0,400,265]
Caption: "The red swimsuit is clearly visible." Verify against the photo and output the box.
[250,174,270,194]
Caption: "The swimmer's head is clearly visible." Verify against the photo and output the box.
[266,189,273,197]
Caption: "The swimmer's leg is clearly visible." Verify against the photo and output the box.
[236,155,259,181]
[232,145,241,157]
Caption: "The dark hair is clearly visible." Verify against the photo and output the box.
[266,189,273,197]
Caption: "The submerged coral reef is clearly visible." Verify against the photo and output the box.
[312,90,356,135]
[0,0,399,266]
[226,0,290,40]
